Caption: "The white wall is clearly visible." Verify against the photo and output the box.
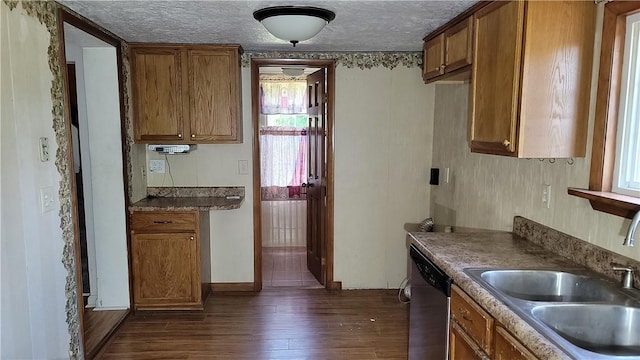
[1,3,70,358]
[334,67,434,288]
[147,66,434,288]
[429,4,640,262]
[82,47,130,308]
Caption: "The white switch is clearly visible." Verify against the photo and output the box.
[40,187,55,213]
[541,184,552,209]
[39,137,49,162]
[149,160,165,173]
[238,160,249,175]
[444,168,450,184]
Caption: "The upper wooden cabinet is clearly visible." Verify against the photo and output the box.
[469,1,595,157]
[423,16,473,83]
[131,44,243,144]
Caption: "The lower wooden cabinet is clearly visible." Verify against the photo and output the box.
[450,321,489,360]
[494,326,537,360]
[449,285,538,360]
[130,210,211,310]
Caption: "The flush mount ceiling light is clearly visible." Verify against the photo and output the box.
[253,6,336,47]
[282,67,305,77]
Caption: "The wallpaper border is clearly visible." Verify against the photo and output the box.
[242,51,422,69]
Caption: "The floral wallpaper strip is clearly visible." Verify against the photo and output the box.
[242,51,422,69]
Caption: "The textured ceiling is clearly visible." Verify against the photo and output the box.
[59,1,477,52]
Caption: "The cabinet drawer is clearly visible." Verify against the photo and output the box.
[130,211,197,232]
[451,285,493,355]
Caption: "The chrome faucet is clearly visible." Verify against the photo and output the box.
[612,264,635,289]
[623,210,640,247]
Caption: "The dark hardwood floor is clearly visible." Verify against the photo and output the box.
[84,308,128,358]
[97,289,408,359]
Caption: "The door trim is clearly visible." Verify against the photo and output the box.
[57,8,132,357]
[251,58,339,291]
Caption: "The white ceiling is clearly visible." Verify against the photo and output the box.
[59,1,477,52]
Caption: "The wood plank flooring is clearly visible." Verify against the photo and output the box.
[97,289,408,359]
[84,308,128,358]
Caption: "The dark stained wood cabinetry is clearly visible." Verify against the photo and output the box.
[131,44,242,144]
[130,211,211,310]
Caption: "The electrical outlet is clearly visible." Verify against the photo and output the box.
[40,187,55,213]
[149,160,165,173]
[541,184,551,209]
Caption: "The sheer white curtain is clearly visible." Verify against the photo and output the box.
[259,77,308,200]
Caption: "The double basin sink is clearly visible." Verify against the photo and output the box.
[464,268,640,359]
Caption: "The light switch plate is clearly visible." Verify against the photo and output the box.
[39,137,49,162]
[238,160,249,175]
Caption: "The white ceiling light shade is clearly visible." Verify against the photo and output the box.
[282,67,305,77]
[253,6,336,47]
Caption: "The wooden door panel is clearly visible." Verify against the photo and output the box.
[445,16,473,72]
[449,323,486,360]
[470,1,525,155]
[132,49,184,141]
[494,326,537,360]
[132,233,199,305]
[306,69,326,285]
[188,49,237,142]
[423,33,445,80]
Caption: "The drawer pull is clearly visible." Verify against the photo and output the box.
[462,314,474,322]
[153,220,173,224]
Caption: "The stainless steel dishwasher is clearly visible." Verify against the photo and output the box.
[408,244,453,360]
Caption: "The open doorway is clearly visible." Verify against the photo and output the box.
[60,12,130,358]
[258,67,321,288]
[251,59,339,291]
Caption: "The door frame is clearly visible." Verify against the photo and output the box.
[251,58,339,291]
[57,8,132,357]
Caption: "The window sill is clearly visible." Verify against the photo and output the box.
[568,188,640,219]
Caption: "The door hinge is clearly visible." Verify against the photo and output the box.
[323,93,328,103]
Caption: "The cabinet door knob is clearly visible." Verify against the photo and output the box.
[190,236,194,241]
[503,139,511,147]
[178,133,182,138]
[191,134,195,138]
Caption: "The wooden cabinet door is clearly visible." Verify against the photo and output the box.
[449,323,487,360]
[445,16,473,73]
[187,49,241,143]
[131,48,185,142]
[132,232,200,307]
[423,33,445,81]
[470,1,525,156]
[494,326,537,360]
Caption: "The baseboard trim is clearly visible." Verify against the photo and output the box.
[210,282,255,292]
[327,281,342,290]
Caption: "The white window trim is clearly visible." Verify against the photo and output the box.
[613,11,640,198]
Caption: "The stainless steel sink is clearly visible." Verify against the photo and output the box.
[479,270,616,302]
[532,304,640,357]
[464,267,640,359]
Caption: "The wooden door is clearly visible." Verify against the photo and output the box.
[131,48,185,142]
[132,232,200,307]
[187,48,240,143]
[423,33,445,81]
[306,69,326,285]
[470,1,525,156]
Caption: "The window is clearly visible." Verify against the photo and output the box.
[613,12,640,197]
[569,1,640,218]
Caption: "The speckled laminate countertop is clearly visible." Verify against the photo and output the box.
[408,231,575,360]
[129,196,243,211]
